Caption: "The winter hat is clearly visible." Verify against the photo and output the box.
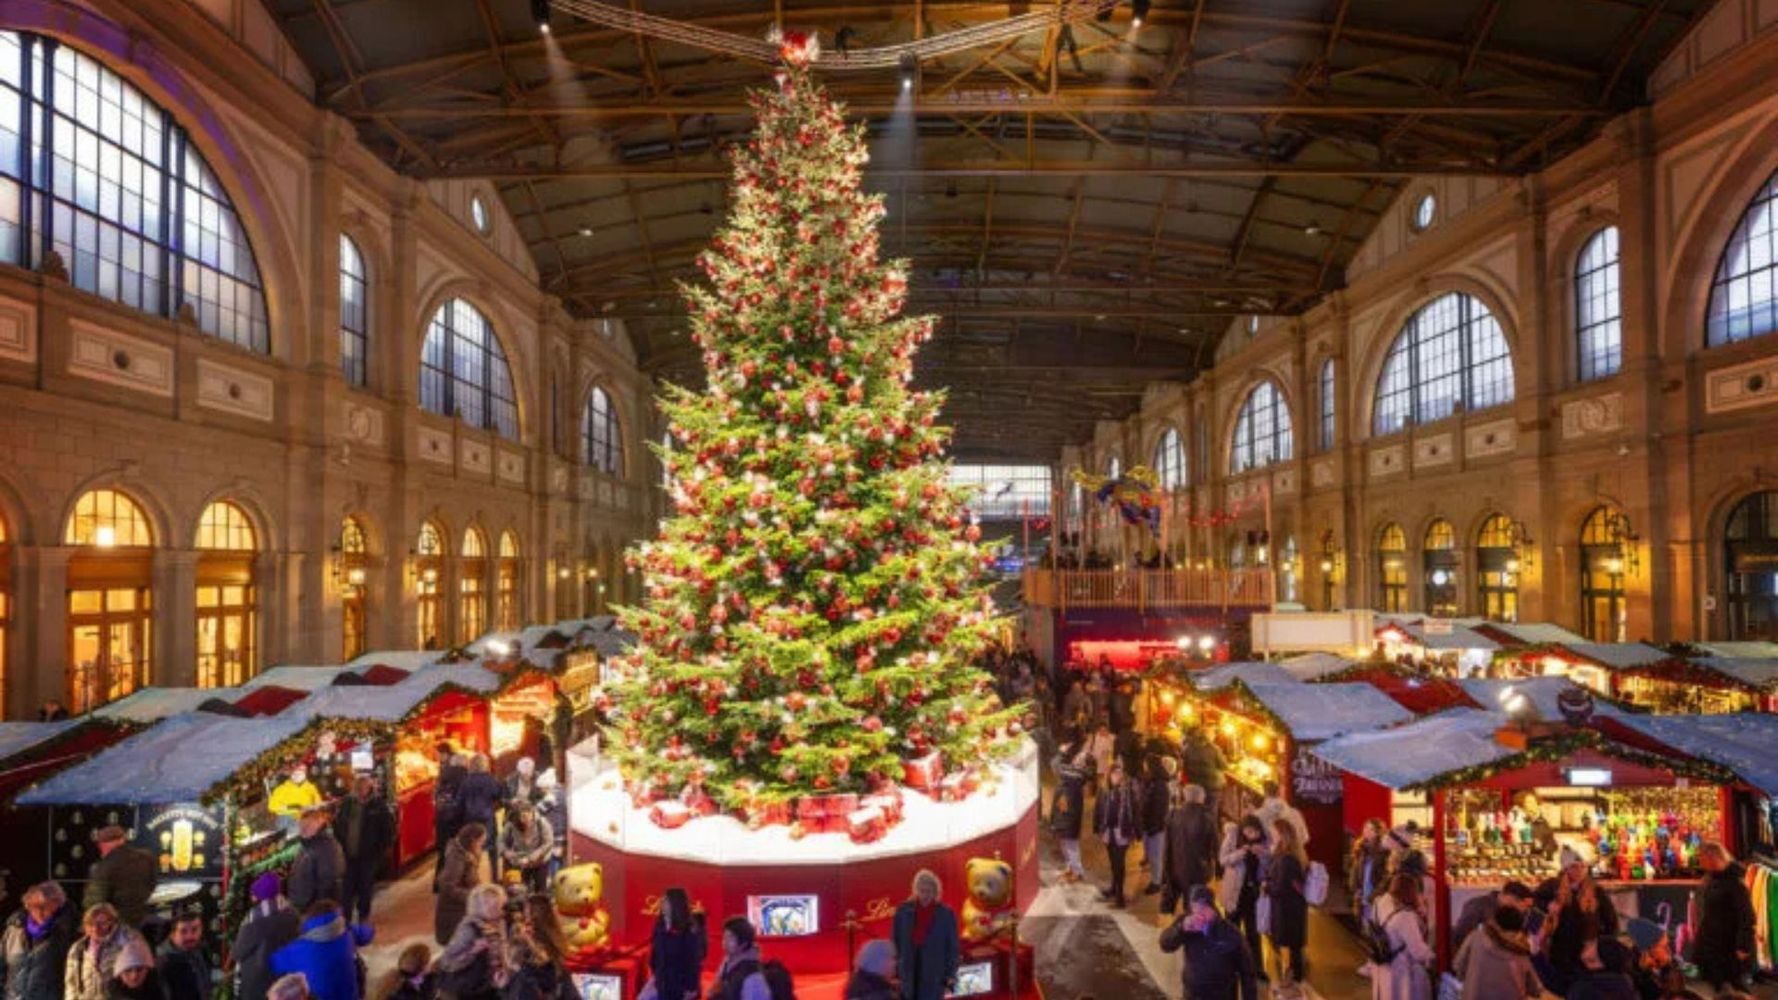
[1625,918,1665,952]
[113,936,154,975]
[854,939,895,977]
[251,872,283,903]
[1188,885,1218,911]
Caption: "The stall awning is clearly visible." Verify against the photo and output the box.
[1459,677,1627,721]
[1693,642,1778,660]
[290,662,503,723]
[1605,713,1778,797]
[1278,652,1358,681]
[93,687,245,723]
[1331,667,1482,715]
[231,685,309,717]
[16,712,312,806]
[242,666,355,692]
[1683,657,1778,690]
[1189,661,1302,691]
[0,720,84,764]
[1239,681,1415,742]
[1309,709,1513,789]
[1473,622,1590,647]
[346,650,447,673]
[1553,642,1673,671]
[1376,618,1501,652]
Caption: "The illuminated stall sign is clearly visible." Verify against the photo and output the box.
[135,803,226,880]
[1291,746,1343,806]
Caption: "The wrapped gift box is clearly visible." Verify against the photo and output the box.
[903,752,943,790]
[846,805,888,844]
[861,791,904,825]
[648,801,691,829]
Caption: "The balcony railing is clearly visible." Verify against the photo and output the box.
[1022,568,1276,611]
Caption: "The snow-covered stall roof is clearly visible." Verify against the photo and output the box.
[1238,682,1415,742]
[1458,677,1626,721]
[1377,619,1500,652]
[346,650,446,673]
[242,666,354,691]
[289,662,503,723]
[1310,709,1513,789]
[1607,714,1778,797]
[1557,643,1672,670]
[1687,657,1778,689]
[1693,641,1778,660]
[92,687,243,723]
[1477,622,1590,646]
[1278,652,1357,682]
[16,712,312,806]
[0,720,83,763]
[1189,661,1302,691]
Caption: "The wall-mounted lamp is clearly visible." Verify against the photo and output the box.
[94,525,117,548]
[557,566,570,580]
[421,566,439,585]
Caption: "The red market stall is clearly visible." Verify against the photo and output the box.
[1490,642,1678,697]
[1611,656,1778,714]
[0,719,141,914]
[1312,708,1749,966]
[1313,663,1483,716]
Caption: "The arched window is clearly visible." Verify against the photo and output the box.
[460,527,488,644]
[1376,523,1407,612]
[1725,492,1778,639]
[64,489,154,712]
[1153,428,1186,490]
[1476,514,1520,623]
[1317,359,1336,452]
[1373,293,1514,435]
[1708,169,1778,346]
[1423,519,1458,616]
[420,299,520,441]
[1580,507,1628,642]
[415,521,444,649]
[1107,456,1122,480]
[194,501,257,688]
[339,235,368,387]
[340,517,369,661]
[0,33,269,350]
[582,387,622,475]
[497,530,522,632]
[1575,227,1622,380]
[1281,536,1299,603]
[1230,380,1293,473]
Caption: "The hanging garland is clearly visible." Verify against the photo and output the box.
[1400,728,1739,793]
[204,716,393,806]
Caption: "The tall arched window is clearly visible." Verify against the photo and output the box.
[1153,428,1186,490]
[1373,292,1514,435]
[1580,507,1628,642]
[1230,380,1293,473]
[1423,519,1458,616]
[194,501,257,688]
[1376,523,1407,612]
[0,33,269,350]
[64,489,154,712]
[340,517,369,661]
[1317,359,1336,452]
[1575,227,1622,380]
[1725,492,1778,639]
[460,527,488,644]
[497,530,521,632]
[582,387,622,475]
[1476,514,1520,623]
[339,235,368,386]
[421,299,520,440]
[415,521,444,649]
[1707,169,1778,346]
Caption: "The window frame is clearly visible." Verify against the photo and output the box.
[1574,226,1623,381]
[1412,193,1437,233]
[339,233,368,387]
[582,385,623,475]
[1229,380,1294,474]
[1317,358,1336,453]
[1706,169,1778,347]
[420,298,520,441]
[1153,427,1186,491]
[1372,292,1515,436]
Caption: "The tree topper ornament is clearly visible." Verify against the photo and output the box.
[769,26,820,66]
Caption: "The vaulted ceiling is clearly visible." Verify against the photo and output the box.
[269,0,1711,460]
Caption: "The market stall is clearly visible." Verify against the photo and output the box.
[1611,657,1778,713]
[1311,663,1482,716]
[1153,676,1412,868]
[1489,641,1676,696]
[0,719,141,913]
[1311,708,1747,966]
[1373,616,1501,676]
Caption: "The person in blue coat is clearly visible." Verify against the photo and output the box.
[890,871,959,1000]
[267,903,373,1000]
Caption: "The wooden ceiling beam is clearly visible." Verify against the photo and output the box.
[434,160,1493,181]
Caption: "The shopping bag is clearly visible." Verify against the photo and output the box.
[1437,972,1462,1000]
[1256,894,1272,935]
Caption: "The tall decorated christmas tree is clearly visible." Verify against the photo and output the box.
[605,39,1023,824]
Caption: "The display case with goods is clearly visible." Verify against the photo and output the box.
[1612,656,1778,714]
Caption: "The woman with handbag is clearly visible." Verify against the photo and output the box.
[1371,873,1434,1000]
[1265,818,1311,990]
[1219,815,1271,983]
[1092,763,1140,909]
[434,885,507,1000]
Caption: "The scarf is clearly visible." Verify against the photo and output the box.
[912,902,936,947]
[1484,920,1533,957]
[24,912,52,941]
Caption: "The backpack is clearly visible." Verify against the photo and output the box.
[760,959,795,1000]
[1362,907,1409,965]
[1304,861,1330,907]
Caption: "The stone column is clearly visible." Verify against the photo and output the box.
[21,546,70,719]
[155,549,200,688]
[253,551,281,670]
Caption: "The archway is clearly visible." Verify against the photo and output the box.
[1580,507,1628,642]
[1724,492,1778,639]
[194,501,258,687]
[339,517,371,661]
[64,489,155,712]
[1376,524,1407,612]
[1422,520,1458,616]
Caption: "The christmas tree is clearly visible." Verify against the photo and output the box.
[606,39,1023,818]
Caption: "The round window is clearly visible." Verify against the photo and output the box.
[470,195,490,234]
[1412,193,1436,232]
[1247,314,1260,335]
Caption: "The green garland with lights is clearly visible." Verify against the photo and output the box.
[1399,728,1739,793]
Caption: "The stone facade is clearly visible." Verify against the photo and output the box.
[0,0,658,717]
[1066,23,1778,644]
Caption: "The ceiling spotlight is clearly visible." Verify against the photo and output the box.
[1304,221,1322,236]
[530,0,551,32]
[577,224,593,237]
[835,26,857,55]
[1131,0,1151,28]
[899,53,918,92]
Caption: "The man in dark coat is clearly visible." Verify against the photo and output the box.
[890,871,960,1000]
[1691,841,1756,994]
[287,808,345,913]
[1137,756,1170,897]
[1179,730,1227,821]
[1161,784,1218,915]
[0,881,79,1000]
[156,911,211,1000]
[332,776,394,925]
[1159,885,1259,1000]
[82,827,157,929]
[231,874,301,1000]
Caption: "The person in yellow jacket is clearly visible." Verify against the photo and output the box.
[269,766,323,821]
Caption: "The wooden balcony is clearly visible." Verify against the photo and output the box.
[1021,568,1276,611]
